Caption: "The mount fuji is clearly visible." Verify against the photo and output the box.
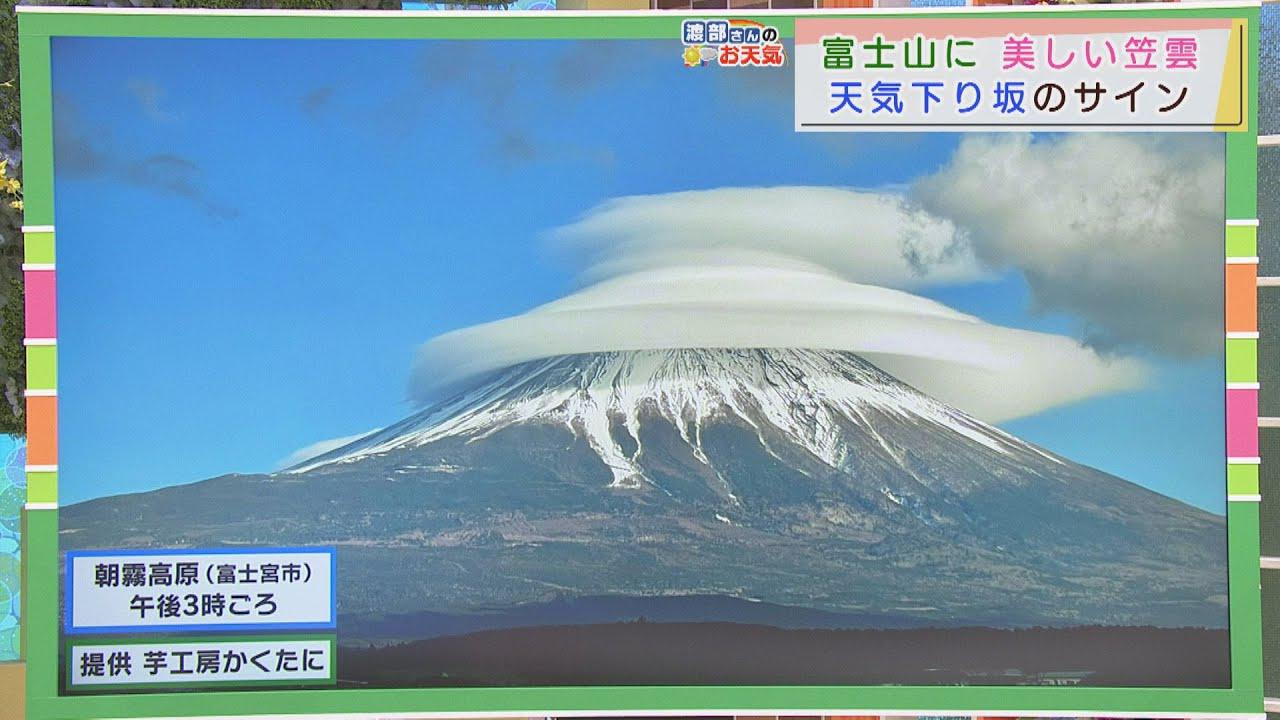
[61,348,1227,633]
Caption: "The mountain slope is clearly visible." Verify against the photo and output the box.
[61,348,1228,630]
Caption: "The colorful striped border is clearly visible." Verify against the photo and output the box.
[1226,220,1260,502]
[22,226,56,510]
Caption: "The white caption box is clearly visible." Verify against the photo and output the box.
[66,548,335,633]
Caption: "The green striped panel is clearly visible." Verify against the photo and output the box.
[25,343,55,390]
[26,470,56,504]
[1226,224,1258,258]
[1227,337,1258,383]
[23,230,54,265]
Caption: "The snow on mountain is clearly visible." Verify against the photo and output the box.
[290,348,1060,483]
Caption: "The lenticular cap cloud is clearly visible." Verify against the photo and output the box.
[552,186,986,287]
[410,262,1146,424]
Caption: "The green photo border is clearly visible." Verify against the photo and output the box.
[15,4,1263,719]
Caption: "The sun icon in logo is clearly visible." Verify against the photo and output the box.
[683,46,703,67]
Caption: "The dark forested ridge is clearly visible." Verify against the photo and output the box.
[338,622,1231,688]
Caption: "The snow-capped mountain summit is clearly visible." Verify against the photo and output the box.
[63,348,1227,630]
[293,348,1064,493]
[293,348,1070,499]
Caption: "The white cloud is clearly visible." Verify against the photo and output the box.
[407,139,1221,425]
[276,429,382,471]
[910,133,1223,357]
[411,264,1146,424]
[550,186,987,288]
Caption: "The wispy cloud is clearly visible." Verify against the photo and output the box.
[276,428,383,471]
[127,79,174,122]
[54,96,237,219]
[409,40,649,169]
[300,85,336,117]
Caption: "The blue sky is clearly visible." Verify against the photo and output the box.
[51,37,1225,512]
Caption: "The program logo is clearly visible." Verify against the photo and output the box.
[681,19,786,68]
